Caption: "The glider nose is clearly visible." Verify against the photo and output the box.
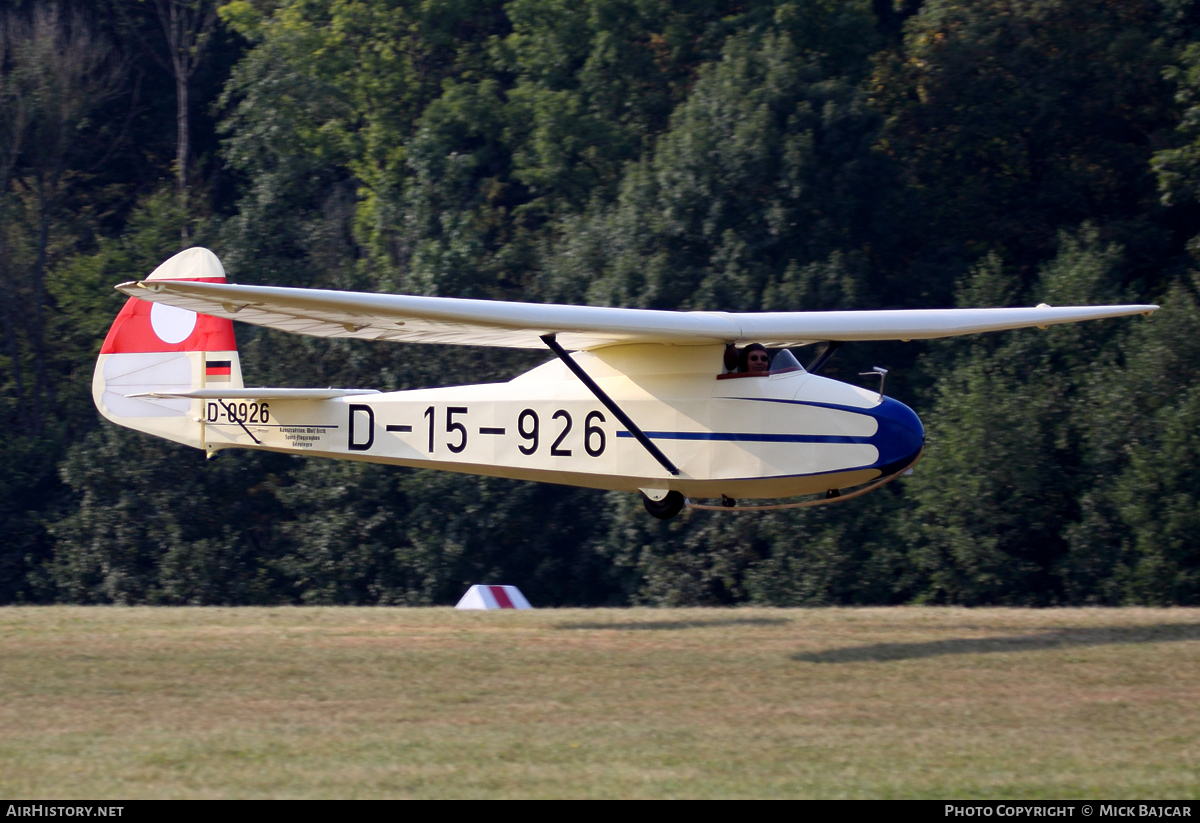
[871,396,925,475]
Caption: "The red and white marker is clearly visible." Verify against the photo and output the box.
[454,585,532,610]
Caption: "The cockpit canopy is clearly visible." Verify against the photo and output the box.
[718,347,805,379]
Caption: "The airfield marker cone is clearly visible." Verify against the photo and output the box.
[455,585,532,610]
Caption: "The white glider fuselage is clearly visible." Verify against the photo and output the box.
[187,343,922,499]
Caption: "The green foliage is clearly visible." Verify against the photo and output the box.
[877,0,1181,296]
[1113,383,1200,605]
[500,0,763,211]
[50,426,290,604]
[1063,272,1200,604]
[1155,42,1200,207]
[546,26,899,310]
[905,229,1139,604]
[277,460,624,604]
[594,485,913,606]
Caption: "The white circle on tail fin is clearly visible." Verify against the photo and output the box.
[150,301,197,344]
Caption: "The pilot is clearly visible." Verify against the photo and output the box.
[739,344,771,374]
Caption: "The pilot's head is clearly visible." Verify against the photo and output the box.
[740,344,770,373]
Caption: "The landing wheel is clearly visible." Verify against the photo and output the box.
[642,490,686,520]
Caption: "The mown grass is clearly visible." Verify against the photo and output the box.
[1,607,1197,798]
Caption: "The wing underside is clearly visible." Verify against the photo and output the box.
[117,279,1158,350]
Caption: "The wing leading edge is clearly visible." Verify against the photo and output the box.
[117,279,1158,350]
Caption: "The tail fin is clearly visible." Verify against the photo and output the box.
[92,247,243,449]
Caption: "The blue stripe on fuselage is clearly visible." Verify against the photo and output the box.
[613,395,925,475]
[614,431,868,444]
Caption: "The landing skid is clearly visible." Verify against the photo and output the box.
[685,449,923,513]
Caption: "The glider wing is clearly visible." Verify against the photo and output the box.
[127,388,381,400]
[117,279,1157,350]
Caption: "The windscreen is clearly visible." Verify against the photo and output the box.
[769,348,804,375]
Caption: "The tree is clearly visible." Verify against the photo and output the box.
[0,4,124,436]
[905,228,1130,604]
[875,0,1182,300]
[545,24,897,312]
[117,0,220,240]
[1059,271,1200,604]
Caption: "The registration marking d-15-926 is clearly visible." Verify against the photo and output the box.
[353,403,610,458]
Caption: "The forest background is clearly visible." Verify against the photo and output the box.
[5,0,1200,607]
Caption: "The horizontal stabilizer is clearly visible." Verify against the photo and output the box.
[128,388,381,400]
[117,275,1159,350]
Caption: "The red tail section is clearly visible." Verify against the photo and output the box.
[93,247,243,449]
[101,284,236,354]
[101,246,237,354]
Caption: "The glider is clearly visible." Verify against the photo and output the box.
[93,248,1157,518]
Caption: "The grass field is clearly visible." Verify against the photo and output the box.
[1,606,1198,798]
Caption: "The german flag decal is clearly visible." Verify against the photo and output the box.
[206,360,232,382]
